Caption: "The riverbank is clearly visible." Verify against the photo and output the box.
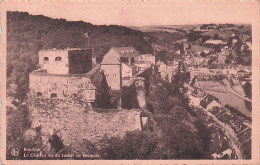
[196,80,251,118]
[222,79,251,103]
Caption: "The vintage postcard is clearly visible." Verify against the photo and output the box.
[0,0,259,164]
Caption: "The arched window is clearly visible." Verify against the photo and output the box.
[55,57,62,61]
[43,57,49,61]
[51,93,57,98]
[36,92,42,97]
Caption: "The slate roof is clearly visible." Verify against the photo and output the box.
[101,55,121,65]
[101,47,140,65]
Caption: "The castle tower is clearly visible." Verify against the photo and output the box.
[30,48,96,103]
[39,48,92,75]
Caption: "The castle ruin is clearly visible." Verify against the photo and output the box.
[28,48,144,153]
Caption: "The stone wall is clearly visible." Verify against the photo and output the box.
[29,70,96,102]
[29,98,142,152]
[101,64,121,90]
[39,50,70,75]
[29,65,111,106]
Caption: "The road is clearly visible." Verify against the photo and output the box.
[207,112,244,159]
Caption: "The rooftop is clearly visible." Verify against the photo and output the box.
[85,65,101,76]
[39,48,92,52]
[111,46,139,58]
[101,55,121,65]
[191,45,214,52]
[101,47,140,65]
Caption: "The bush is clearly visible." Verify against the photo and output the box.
[6,105,44,160]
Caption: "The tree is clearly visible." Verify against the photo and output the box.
[213,34,219,39]
[99,131,159,159]
[200,52,207,57]
[243,82,252,99]
[155,50,168,63]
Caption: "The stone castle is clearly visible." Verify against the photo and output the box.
[28,47,148,153]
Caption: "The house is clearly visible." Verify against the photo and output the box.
[237,70,248,77]
[200,94,219,109]
[218,53,227,64]
[122,62,138,78]
[232,38,239,44]
[206,100,222,111]
[156,60,167,78]
[134,54,155,72]
[205,39,225,45]
[176,50,181,55]
[134,54,155,65]
[183,43,190,50]
[134,61,151,73]
[191,88,206,98]
[156,60,177,82]
[101,47,139,90]
[245,42,252,50]
[165,66,176,83]
[191,45,214,55]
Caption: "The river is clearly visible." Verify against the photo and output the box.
[196,80,251,118]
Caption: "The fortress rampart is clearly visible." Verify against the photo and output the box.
[29,69,96,103]
[29,98,142,151]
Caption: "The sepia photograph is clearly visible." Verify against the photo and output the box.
[0,1,259,164]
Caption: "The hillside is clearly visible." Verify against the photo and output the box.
[7,11,153,101]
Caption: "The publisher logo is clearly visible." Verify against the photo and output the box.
[11,148,19,157]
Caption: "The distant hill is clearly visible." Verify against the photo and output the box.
[130,25,195,33]
[7,11,153,100]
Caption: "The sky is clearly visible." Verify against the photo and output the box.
[1,1,257,26]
